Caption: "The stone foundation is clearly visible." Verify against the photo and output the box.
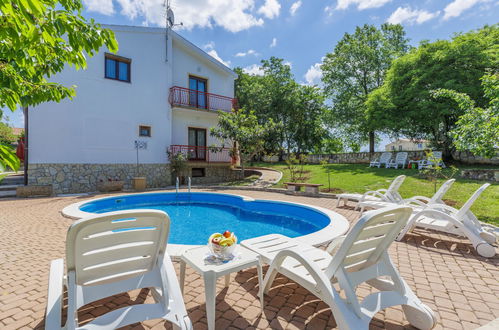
[180,164,243,185]
[460,169,499,182]
[28,163,171,194]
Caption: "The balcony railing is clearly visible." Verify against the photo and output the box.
[169,145,233,163]
[169,86,237,112]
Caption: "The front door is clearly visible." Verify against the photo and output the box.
[188,128,207,160]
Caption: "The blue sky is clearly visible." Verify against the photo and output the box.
[3,0,498,146]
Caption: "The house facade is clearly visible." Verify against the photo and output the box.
[28,25,238,193]
[384,138,430,151]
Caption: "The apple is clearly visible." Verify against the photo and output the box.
[212,236,222,245]
[223,230,231,238]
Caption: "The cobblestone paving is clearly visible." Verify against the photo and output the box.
[0,189,498,330]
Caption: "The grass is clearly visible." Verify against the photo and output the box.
[253,162,499,225]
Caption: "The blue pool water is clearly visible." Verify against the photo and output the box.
[79,192,331,245]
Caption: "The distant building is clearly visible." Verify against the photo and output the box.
[11,127,24,138]
[385,138,430,151]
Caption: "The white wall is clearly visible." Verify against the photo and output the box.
[172,39,234,98]
[30,26,173,164]
[29,25,235,165]
[171,108,222,147]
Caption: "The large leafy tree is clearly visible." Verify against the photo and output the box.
[210,109,280,172]
[0,0,118,112]
[366,25,498,158]
[432,72,498,158]
[321,23,409,152]
[235,57,327,154]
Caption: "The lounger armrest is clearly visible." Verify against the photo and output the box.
[361,190,387,201]
[46,258,64,330]
[270,248,333,294]
[425,203,458,215]
[403,197,430,207]
[326,235,346,255]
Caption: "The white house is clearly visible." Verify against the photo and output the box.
[384,138,430,152]
[28,24,238,193]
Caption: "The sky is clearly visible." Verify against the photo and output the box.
[3,0,498,149]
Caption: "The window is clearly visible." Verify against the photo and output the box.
[192,168,206,177]
[417,143,423,149]
[398,145,403,151]
[391,146,395,151]
[139,125,151,137]
[188,127,207,160]
[105,54,131,82]
[188,76,207,109]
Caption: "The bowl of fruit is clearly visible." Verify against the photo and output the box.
[208,230,238,260]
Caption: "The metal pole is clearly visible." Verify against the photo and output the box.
[23,106,28,186]
[188,176,191,193]
[176,176,179,193]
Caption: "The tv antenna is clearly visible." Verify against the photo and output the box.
[164,1,182,61]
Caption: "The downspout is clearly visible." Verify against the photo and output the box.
[23,106,28,186]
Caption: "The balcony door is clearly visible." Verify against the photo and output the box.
[189,76,207,109]
[188,127,207,160]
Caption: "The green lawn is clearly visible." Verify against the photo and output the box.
[253,162,499,225]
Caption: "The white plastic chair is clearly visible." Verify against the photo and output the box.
[45,210,192,330]
[242,206,436,330]
[397,183,496,258]
[386,152,408,169]
[369,152,392,168]
[419,151,446,169]
[359,179,456,213]
[337,175,406,210]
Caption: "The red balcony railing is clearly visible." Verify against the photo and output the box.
[169,145,234,163]
[169,86,237,112]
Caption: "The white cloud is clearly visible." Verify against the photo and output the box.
[283,60,292,69]
[204,42,231,67]
[443,0,485,20]
[336,0,392,11]
[387,7,440,25]
[324,5,334,16]
[85,0,266,33]
[243,64,264,75]
[83,0,114,15]
[235,49,259,57]
[290,1,302,16]
[304,62,323,85]
[258,0,281,19]
[270,37,277,47]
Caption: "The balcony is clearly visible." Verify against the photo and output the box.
[169,145,233,163]
[169,86,237,113]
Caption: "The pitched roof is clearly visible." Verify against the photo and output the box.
[11,127,23,136]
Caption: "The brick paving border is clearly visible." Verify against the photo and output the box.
[0,189,497,329]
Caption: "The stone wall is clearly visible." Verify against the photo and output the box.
[305,150,499,165]
[460,169,499,182]
[28,163,171,194]
[185,164,243,185]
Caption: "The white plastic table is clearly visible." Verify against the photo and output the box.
[179,245,263,330]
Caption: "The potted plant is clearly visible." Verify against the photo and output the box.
[133,140,147,191]
[167,149,188,184]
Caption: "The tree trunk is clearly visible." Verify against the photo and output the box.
[369,131,375,153]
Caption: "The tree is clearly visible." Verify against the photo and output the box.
[235,57,327,154]
[210,109,280,173]
[0,123,16,145]
[432,72,498,158]
[321,23,409,152]
[0,0,118,112]
[366,25,498,158]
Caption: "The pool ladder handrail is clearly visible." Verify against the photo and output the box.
[175,176,191,194]
[176,177,179,194]
[188,177,191,193]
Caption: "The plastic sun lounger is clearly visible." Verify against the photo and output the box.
[336,175,406,210]
[397,183,496,258]
[242,206,437,330]
[358,179,456,213]
[369,152,392,168]
[45,210,192,330]
[386,152,408,169]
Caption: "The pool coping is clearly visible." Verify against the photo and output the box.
[61,191,350,258]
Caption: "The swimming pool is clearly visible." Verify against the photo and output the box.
[62,192,349,252]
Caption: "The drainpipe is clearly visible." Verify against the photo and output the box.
[23,106,29,186]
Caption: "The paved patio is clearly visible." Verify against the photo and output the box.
[0,188,498,330]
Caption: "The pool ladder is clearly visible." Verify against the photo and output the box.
[175,177,191,194]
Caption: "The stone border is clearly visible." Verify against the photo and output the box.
[61,191,350,258]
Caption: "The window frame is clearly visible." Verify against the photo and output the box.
[188,75,208,109]
[105,53,131,83]
[139,125,152,137]
[188,127,207,161]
